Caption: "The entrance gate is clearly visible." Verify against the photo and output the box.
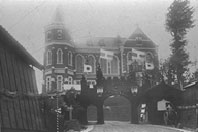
[78,76,140,124]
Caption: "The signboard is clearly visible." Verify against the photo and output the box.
[157,99,170,111]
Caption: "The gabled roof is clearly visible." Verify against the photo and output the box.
[125,27,157,48]
[0,25,43,70]
[128,27,150,40]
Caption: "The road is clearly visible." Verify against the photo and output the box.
[89,121,192,132]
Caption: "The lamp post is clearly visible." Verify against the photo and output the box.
[97,86,103,97]
[131,86,138,95]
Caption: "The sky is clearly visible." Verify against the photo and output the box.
[0,0,198,93]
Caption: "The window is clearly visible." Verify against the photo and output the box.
[68,51,73,66]
[68,76,73,85]
[46,76,51,92]
[76,80,81,85]
[46,31,52,40]
[111,56,119,74]
[57,75,63,91]
[88,55,95,73]
[57,48,63,64]
[107,61,111,74]
[146,53,153,63]
[100,58,107,74]
[127,52,132,72]
[57,29,63,39]
[46,50,52,65]
[76,55,85,73]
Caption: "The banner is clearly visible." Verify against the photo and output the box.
[132,48,145,61]
[100,48,114,60]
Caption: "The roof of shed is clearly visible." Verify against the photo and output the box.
[143,81,183,104]
[0,25,43,70]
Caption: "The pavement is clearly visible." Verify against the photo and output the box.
[83,121,194,132]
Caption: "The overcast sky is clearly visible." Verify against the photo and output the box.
[0,0,198,93]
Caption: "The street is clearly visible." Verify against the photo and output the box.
[89,121,192,132]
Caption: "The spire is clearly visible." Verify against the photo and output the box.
[52,5,64,24]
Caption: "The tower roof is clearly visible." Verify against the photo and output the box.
[51,5,64,24]
[128,27,149,40]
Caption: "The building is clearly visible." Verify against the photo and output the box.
[0,25,45,132]
[42,8,159,93]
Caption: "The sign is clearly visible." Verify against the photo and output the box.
[157,99,169,111]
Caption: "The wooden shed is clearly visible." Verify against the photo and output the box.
[142,82,182,125]
[0,25,45,132]
[178,81,198,129]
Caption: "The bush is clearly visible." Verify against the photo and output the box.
[63,119,81,131]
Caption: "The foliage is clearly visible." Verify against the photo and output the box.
[165,0,195,88]
[96,63,105,86]
[160,58,175,85]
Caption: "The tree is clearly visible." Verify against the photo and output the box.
[166,0,195,89]
[96,63,105,86]
[160,58,175,85]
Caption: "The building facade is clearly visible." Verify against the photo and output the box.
[42,8,159,93]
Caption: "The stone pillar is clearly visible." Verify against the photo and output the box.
[97,103,104,124]
[131,101,138,124]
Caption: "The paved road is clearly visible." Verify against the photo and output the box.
[89,121,192,132]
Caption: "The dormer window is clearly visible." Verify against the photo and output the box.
[47,31,52,41]
[57,29,63,39]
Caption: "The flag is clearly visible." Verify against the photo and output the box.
[100,48,114,60]
[132,48,145,60]
[145,62,154,70]
[84,64,92,72]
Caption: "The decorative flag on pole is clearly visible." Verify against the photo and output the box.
[100,48,114,60]
[84,64,92,72]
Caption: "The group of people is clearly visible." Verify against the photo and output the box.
[163,103,178,126]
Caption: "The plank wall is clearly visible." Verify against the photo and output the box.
[0,43,45,132]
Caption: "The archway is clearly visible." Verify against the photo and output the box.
[103,95,131,121]
[87,105,97,123]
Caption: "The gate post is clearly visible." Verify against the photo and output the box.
[131,100,138,124]
[81,105,88,125]
[97,103,104,124]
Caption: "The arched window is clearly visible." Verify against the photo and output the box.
[68,51,73,66]
[46,50,52,65]
[46,76,51,92]
[100,58,107,74]
[57,48,63,64]
[57,75,63,91]
[146,52,153,63]
[111,56,119,74]
[68,76,73,85]
[76,55,85,73]
[88,55,96,73]
[127,52,132,72]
